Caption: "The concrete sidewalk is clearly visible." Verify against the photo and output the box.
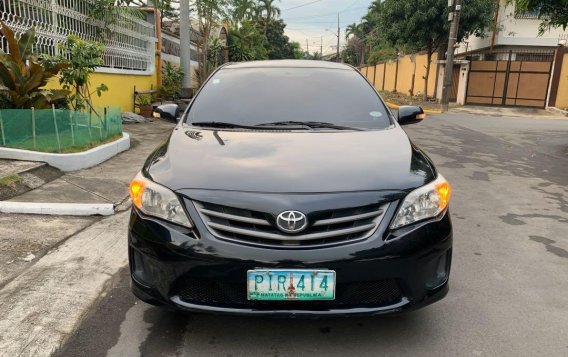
[0,120,175,356]
[7,120,175,207]
[449,105,568,119]
[0,119,174,285]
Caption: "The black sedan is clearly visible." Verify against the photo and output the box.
[128,60,452,316]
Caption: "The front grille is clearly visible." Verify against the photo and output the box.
[176,277,403,309]
[193,201,389,247]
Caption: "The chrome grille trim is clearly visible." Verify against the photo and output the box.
[198,208,271,226]
[207,222,377,241]
[312,210,383,226]
[193,201,390,247]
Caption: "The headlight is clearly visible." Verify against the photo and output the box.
[390,174,451,229]
[129,174,193,228]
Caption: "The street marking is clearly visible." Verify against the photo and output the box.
[0,202,115,216]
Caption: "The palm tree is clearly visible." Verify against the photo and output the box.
[258,0,281,34]
[345,23,361,40]
[345,22,369,66]
[232,0,257,25]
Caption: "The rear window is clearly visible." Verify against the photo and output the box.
[186,67,392,130]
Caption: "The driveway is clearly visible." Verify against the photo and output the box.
[55,113,568,357]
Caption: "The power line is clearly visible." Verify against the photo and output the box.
[281,0,324,12]
[284,5,369,20]
[342,0,364,12]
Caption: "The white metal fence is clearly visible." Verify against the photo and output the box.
[0,0,155,73]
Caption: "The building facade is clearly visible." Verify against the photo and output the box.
[441,1,568,109]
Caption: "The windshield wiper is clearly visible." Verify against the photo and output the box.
[191,121,259,129]
[256,121,364,131]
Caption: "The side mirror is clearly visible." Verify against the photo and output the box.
[397,106,426,125]
[154,104,180,122]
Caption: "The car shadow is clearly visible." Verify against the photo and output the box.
[140,304,443,356]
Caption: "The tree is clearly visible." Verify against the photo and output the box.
[377,0,496,99]
[345,22,367,66]
[367,46,397,64]
[46,36,109,112]
[192,0,229,81]
[342,37,364,66]
[289,41,303,59]
[228,21,268,61]
[258,0,281,34]
[231,0,257,25]
[263,19,296,59]
[507,0,568,35]
[228,0,300,62]
[154,0,180,25]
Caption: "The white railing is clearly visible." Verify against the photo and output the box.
[0,0,155,73]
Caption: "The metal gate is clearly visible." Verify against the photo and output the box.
[449,66,460,102]
[465,50,554,108]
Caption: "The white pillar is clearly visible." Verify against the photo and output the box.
[456,62,470,105]
[180,0,192,90]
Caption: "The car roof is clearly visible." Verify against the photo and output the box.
[222,60,354,70]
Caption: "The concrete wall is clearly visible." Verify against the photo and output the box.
[360,52,438,98]
[45,66,158,113]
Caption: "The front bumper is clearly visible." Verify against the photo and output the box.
[128,200,452,317]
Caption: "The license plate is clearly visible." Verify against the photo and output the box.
[247,269,336,301]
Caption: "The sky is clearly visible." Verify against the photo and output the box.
[279,0,373,55]
[172,0,373,56]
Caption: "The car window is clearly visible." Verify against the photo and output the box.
[186,67,392,130]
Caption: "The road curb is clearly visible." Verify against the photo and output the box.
[0,202,115,216]
[0,133,130,172]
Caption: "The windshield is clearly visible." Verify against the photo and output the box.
[185,67,392,130]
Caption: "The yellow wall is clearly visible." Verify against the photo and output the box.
[384,61,397,91]
[45,70,158,113]
[396,55,414,96]
[366,65,376,86]
[555,53,568,108]
[414,52,438,97]
[360,52,439,98]
[374,63,385,91]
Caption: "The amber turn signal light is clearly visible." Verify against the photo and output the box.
[129,178,146,208]
[436,181,452,210]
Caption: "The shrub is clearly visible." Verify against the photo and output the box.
[43,35,108,112]
[159,62,184,100]
[136,94,152,106]
[0,23,69,109]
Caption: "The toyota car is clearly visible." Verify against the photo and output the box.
[128,60,453,316]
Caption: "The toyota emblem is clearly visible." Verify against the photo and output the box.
[276,211,308,233]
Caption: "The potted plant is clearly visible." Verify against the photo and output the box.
[136,94,153,118]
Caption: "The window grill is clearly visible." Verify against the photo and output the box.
[514,10,541,20]
[0,0,155,72]
[468,49,555,62]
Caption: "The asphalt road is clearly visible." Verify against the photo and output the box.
[55,113,568,357]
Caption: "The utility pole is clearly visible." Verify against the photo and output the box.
[306,39,309,57]
[180,0,192,94]
[336,14,340,62]
[321,36,323,57]
[440,0,462,112]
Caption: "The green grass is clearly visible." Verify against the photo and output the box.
[60,134,123,153]
[1,132,123,153]
[0,174,22,187]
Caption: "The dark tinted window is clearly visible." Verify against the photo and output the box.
[186,67,392,130]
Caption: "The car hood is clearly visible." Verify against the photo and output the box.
[145,126,436,193]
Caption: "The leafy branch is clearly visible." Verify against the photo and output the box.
[43,36,108,113]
